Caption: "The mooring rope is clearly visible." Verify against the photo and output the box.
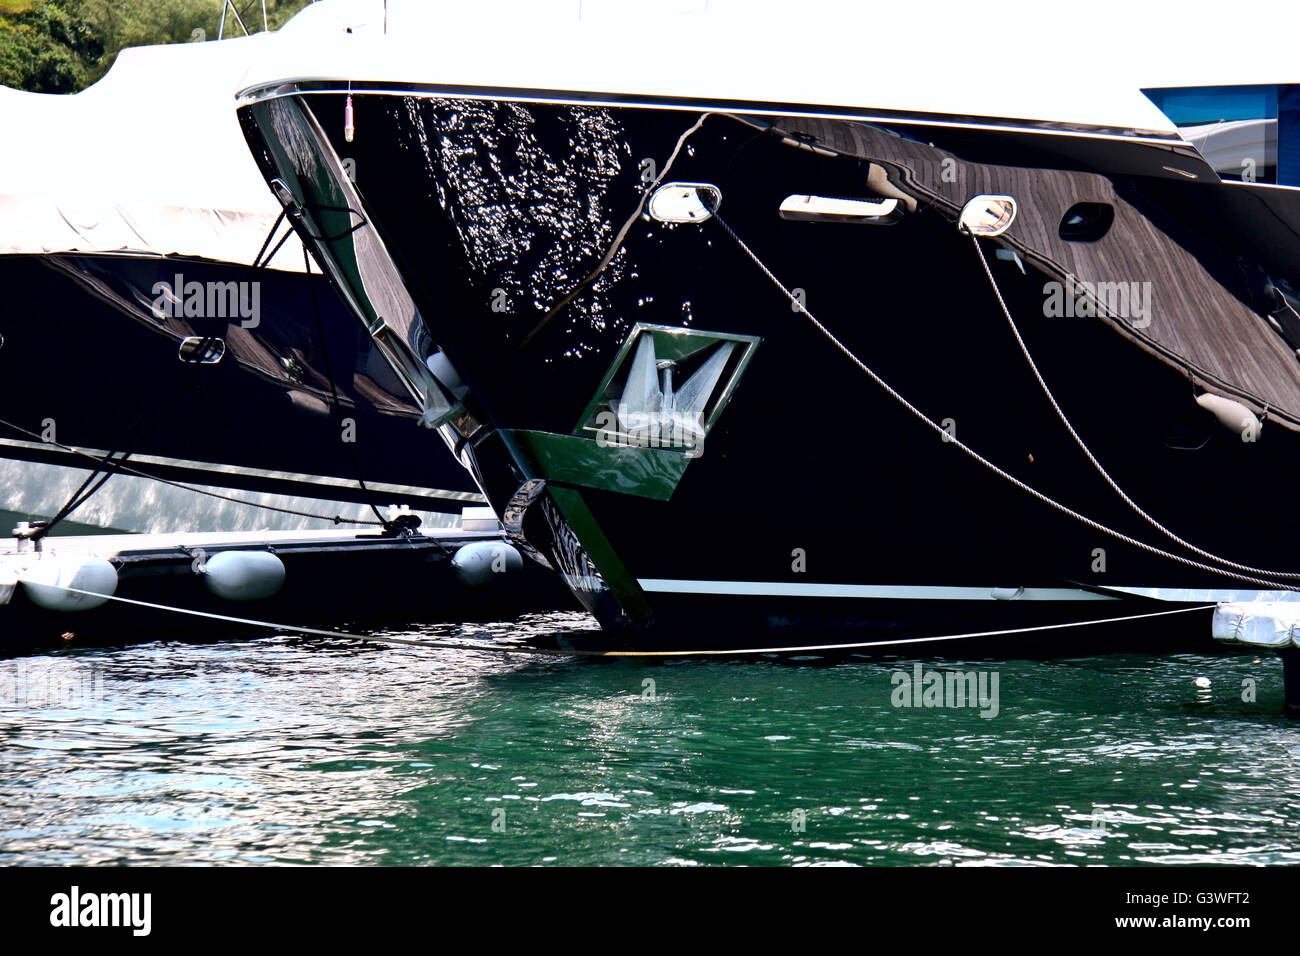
[970,235,1300,581]
[518,111,714,348]
[251,207,289,269]
[703,205,1297,594]
[15,580,1215,657]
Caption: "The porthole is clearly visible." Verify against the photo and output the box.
[1059,202,1114,242]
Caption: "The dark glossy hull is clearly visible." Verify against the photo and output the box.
[0,253,481,515]
[238,88,1300,648]
[0,531,573,650]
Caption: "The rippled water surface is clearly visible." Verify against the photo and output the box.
[2,613,1297,866]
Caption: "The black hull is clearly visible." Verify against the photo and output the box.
[0,535,572,651]
[542,593,1224,658]
[239,88,1300,647]
[0,254,480,514]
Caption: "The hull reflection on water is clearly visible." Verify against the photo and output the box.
[0,631,1295,866]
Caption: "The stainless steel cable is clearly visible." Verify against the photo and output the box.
[22,581,1216,657]
[972,235,1300,580]
[706,208,1295,593]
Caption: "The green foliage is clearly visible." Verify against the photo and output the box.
[0,0,313,93]
[0,0,103,92]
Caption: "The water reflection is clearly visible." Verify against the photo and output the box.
[0,615,1297,866]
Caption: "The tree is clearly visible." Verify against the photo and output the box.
[0,0,312,93]
[0,0,104,92]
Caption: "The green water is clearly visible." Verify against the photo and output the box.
[1,613,1296,866]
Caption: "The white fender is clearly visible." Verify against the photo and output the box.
[20,555,118,612]
[426,351,467,396]
[1212,601,1300,648]
[200,550,285,602]
[1196,393,1261,439]
[452,541,523,587]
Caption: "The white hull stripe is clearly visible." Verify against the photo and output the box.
[635,580,1119,601]
[1093,585,1300,604]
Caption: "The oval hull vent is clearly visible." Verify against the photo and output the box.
[1059,202,1115,242]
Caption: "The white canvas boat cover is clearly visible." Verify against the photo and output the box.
[10,0,1296,268]
[240,0,1299,137]
[0,33,304,270]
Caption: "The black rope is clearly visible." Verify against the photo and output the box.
[253,202,366,270]
[301,219,369,244]
[252,207,288,269]
[284,200,369,244]
[258,228,296,272]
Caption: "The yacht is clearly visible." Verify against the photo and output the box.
[0,27,483,533]
[233,0,1300,648]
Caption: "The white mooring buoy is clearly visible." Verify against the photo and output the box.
[199,551,285,602]
[451,541,523,587]
[19,555,119,612]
